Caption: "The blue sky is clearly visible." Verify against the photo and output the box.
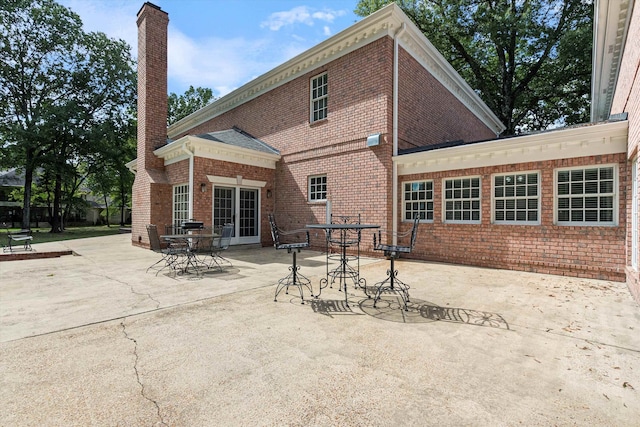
[59,0,361,96]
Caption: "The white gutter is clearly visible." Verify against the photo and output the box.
[181,142,195,220]
[392,23,406,245]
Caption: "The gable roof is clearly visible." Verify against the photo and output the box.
[167,3,504,138]
[194,127,280,155]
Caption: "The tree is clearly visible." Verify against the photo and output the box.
[355,0,592,135]
[168,86,216,125]
[1,0,136,231]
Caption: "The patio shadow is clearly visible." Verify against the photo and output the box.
[359,297,509,329]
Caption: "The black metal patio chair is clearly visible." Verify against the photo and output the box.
[268,213,313,304]
[146,224,185,276]
[371,216,420,311]
[207,223,234,271]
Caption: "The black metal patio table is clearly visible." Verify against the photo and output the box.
[306,223,379,306]
[160,232,218,275]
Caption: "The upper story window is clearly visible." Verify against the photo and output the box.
[493,172,540,224]
[403,180,433,221]
[556,165,616,225]
[444,176,481,223]
[309,174,327,202]
[310,72,328,123]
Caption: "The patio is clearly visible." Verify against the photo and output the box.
[1,234,638,426]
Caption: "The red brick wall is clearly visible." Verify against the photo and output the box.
[611,6,639,303]
[400,154,629,281]
[397,47,498,149]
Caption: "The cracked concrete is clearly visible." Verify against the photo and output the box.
[121,320,167,426]
[1,233,639,426]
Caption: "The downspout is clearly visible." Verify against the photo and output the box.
[181,141,195,220]
[392,23,406,245]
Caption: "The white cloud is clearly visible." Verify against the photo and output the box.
[167,29,281,97]
[59,0,139,57]
[261,6,347,31]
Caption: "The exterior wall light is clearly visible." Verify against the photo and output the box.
[200,183,207,193]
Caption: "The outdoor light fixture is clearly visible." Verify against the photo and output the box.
[367,133,381,147]
[200,183,207,193]
[267,189,272,198]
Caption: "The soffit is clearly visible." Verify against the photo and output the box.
[154,135,281,169]
[396,120,628,175]
[591,0,634,122]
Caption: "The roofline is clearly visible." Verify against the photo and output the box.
[167,3,504,138]
[154,135,281,170]
[591,0,635,122]
[395,120,628,175]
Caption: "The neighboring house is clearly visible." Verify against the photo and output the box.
[129,2,639,304]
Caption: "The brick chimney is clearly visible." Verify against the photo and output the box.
[131,2,170,247]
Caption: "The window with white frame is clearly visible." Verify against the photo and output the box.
[556,165,616,225]
[173,184,189,227]
[308,175,327,202]
[493,172,540,224]
[310,72,328,123]
[444,177,481,223]
[403,180,433,221]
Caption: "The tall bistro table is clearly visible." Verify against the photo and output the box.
[306,223,379,306]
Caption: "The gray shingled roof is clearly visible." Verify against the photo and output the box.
[194,127,280,155]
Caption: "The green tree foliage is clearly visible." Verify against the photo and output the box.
[355,0,593,135]
[168,85,216,125]
[0,0,136,230]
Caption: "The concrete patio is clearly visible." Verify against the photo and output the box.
[1,233,639,426]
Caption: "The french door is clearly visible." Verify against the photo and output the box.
[213,186,260,244]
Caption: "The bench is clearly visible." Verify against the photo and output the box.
[2,224,33,253]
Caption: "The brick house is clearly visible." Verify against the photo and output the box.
[128,2,639,304]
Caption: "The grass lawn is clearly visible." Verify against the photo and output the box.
[2,225,125,244]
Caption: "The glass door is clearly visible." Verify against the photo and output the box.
[213,186,260,244]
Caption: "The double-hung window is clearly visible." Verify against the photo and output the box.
[173,184,190,228]
[309,174,327,202]
[310,72,328,123]
[493,172,540,224]
[444,177,481,223]
[403,180,433,221]
[555,165,616,225]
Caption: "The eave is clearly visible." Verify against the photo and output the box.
[591,0,634,122]
[396,120,628,176]
[154,135,281,169]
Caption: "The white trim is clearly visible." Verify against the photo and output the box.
[442,175,482,224]
[591,0,634,122]
[310,72,328,123]
[401,179,434,223]
[491,170,541,226]
[396,120,629,175]
[207,175,266,188]
[308,174,327,202]
[154,135,280,170]
[553,164,618,226]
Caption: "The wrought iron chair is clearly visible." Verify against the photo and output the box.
[146,224,185,276]
[325,213,362,289]
[371,216,420,311]
[207,223,234,271]
[268,213,313,304]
